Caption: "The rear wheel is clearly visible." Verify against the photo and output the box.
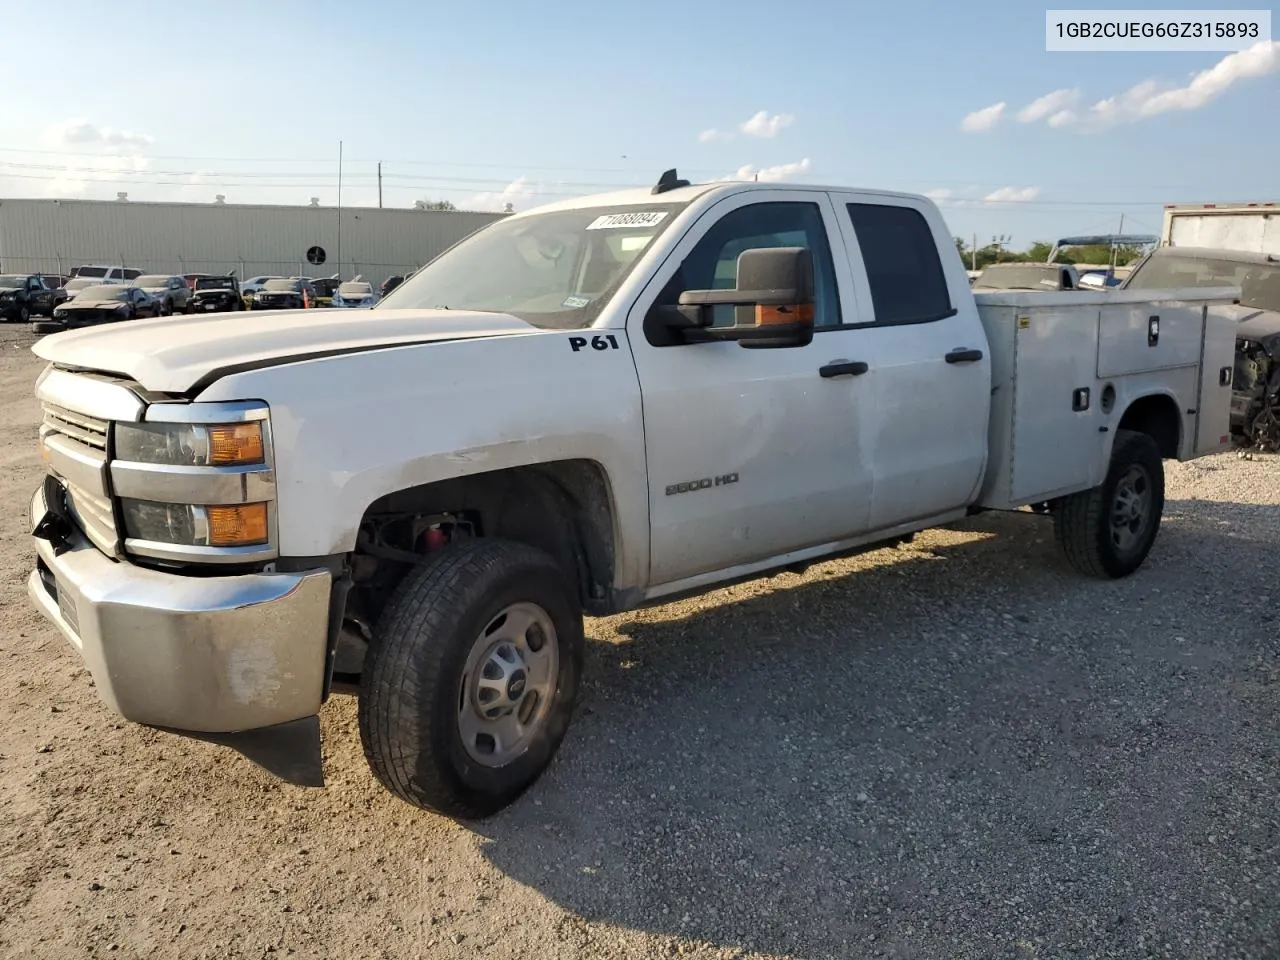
[358,539,583,819]
[1053,429,1164,578]
[19,305,30,324]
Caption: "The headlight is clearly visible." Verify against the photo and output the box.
[115,421,265,466]
[120,500,269,547]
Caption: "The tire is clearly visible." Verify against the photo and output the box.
[32,320,63,335]
[1053,429,1164,578]
[19,305,30,324]
[358,538,583,819]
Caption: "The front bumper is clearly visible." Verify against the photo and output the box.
[27,484,332,734]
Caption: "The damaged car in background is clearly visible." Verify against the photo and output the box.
[1123,247,1280,451]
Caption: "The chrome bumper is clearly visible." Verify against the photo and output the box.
[27,485,332,734]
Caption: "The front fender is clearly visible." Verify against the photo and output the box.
[196,330,651,593]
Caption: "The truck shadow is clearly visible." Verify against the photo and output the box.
[473,504,1277,958]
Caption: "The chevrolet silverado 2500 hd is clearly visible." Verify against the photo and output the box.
[27,171,1239,819]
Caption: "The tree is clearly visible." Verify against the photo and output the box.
[419,199,456,211]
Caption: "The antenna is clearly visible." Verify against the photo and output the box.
[652,168,690,195]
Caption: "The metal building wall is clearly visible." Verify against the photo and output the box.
[0,198,504,289]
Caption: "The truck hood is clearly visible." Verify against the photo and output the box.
[32,308,539,394]
[1227,303,1280,342]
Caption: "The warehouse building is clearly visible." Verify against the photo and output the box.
[0,196,505,290]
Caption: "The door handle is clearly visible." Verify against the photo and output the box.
[819,360,869,378]
[945,348,984,364]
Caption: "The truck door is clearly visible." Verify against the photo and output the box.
[627,191,875,587]
[829,195,992,530]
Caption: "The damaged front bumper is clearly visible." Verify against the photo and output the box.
[27,482,333,785]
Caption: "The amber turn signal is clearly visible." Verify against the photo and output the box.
[208,423,265,465]
[756,302,815,326]
[206,503,269,546]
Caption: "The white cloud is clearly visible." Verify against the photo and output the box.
[923,188,953,204]
[717,158,811,183]
[739,110,794,138]
[1016,88,1080,123]
[1020,39,1279,131]
[462,176,550,213]
[39,153,153,199]
[46,118,154,150]
[982,186,1041,204]
[960,101,1006,132]
[698,127,730,142]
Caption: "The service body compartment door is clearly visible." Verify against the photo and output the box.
[1009,303,1106,502]
[1097,299,1204,378]
[1194,306,1239,455]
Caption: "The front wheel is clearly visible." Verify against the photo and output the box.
[358,539,583,819]
[1053,429,1164,578]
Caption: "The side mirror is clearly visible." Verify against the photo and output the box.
[668,246,816,348]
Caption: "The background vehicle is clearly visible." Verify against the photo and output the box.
[972,262,1081,291]
[252,277,315,309]
[310,276,341,307]
[64,265,143,298]
[239,275,283,307]
[25,174,1238,822]
[39,275,72,314]
[189,275,245,312]
[1160,202,1280,252]
[332,280,377,308]
[0,274,56,322]
[379,274,405,297]
[1124,245,1280,449]
[39,283,160,330]
[134,274,192,315]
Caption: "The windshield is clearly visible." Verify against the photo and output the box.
[74,266,109,279]
[86,285,130,301]
[0,275,29,287]
[135,275,170,287]
[1125,253,1280,313]
[264,279,301,292]
[974,264,1069,290]
[377,202,688,328]
[339,282,372,296]
[196,277,236,290]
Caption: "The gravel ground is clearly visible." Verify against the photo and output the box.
[0,322,1277,960]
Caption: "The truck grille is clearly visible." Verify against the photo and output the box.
[41,402,119,556]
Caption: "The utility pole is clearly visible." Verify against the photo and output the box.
[1110,213,1125,271]
[336,140,344,281]
[971,232,977,271]
[377,161,383,209]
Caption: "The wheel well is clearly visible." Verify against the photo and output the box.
[352,460,616,618]
[1117,394,1181,459]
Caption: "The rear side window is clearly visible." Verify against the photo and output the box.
[845,203,954,325]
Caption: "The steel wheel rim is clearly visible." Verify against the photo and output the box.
[1109,464,1152,554]
[457,602,559,768]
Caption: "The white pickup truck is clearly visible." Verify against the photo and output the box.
[27,171,1239,819]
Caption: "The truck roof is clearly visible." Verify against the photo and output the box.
[1151,246,1279,266]
[511,179,934,219]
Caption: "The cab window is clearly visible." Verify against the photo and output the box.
[654,201,842,337]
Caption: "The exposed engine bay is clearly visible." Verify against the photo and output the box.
[1234,336,1280,451]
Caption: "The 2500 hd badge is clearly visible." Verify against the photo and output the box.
[665,473,739,496]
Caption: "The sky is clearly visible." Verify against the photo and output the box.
[1,0,1277,248]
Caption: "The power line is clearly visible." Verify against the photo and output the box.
[0,145,1242,195]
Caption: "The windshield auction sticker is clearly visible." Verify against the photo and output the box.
[585,212,669,230]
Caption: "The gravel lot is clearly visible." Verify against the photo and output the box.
[0,322,1276,960]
